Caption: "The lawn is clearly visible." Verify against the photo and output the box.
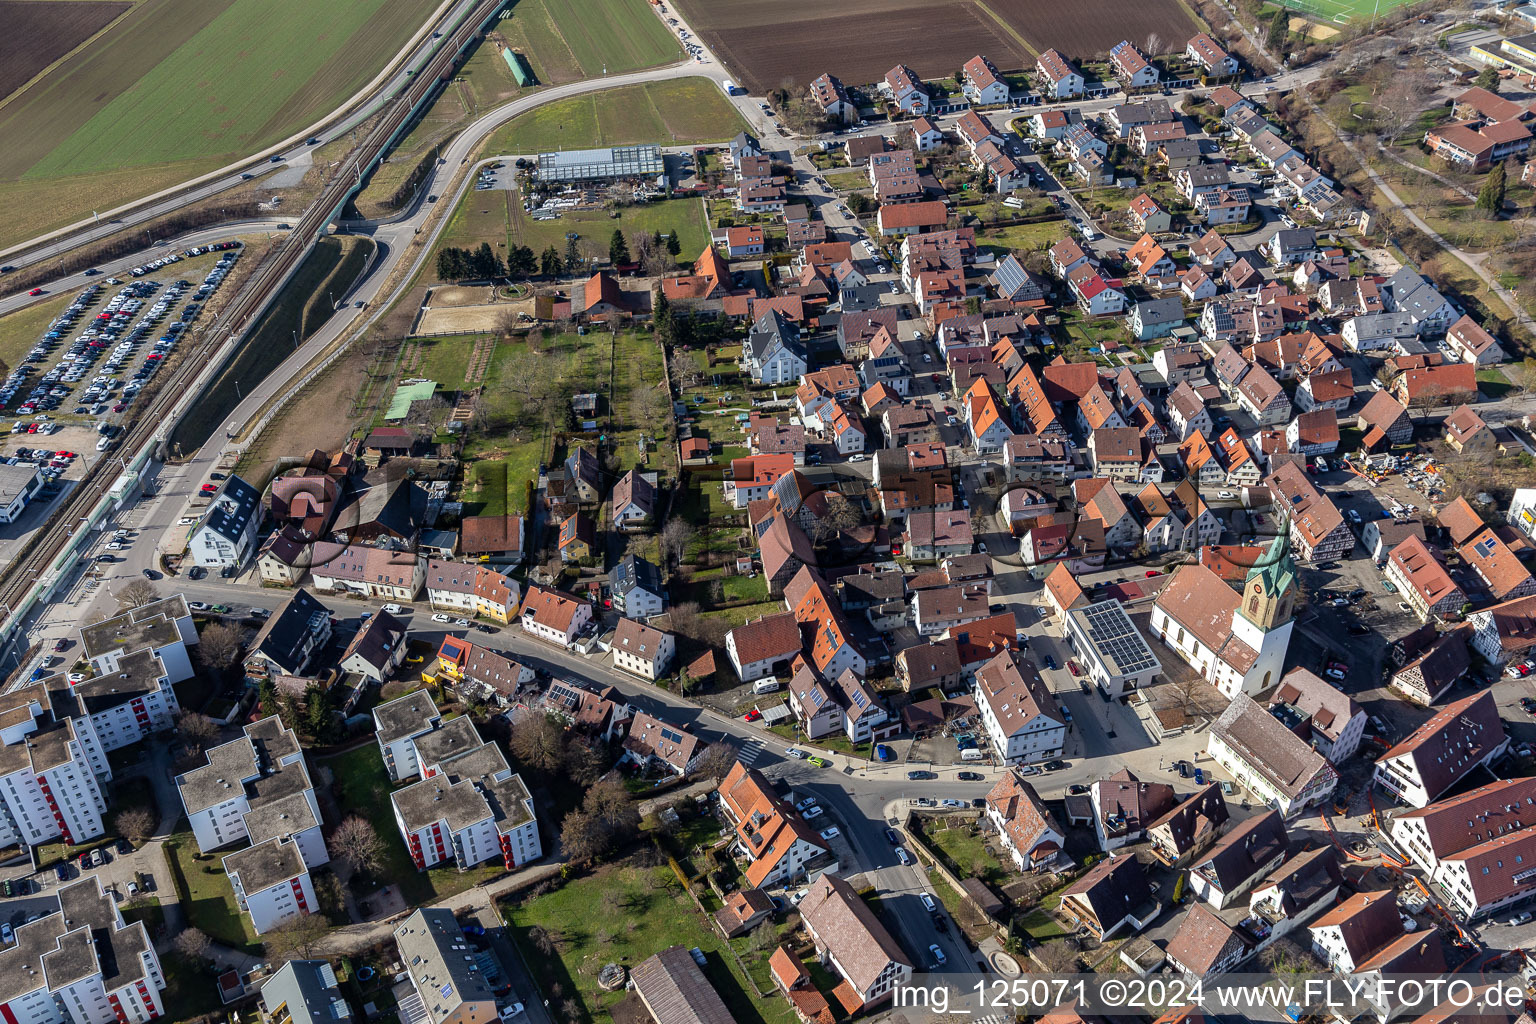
[0,0,442,248]
[324,745,506,906]
[974,218,1069,256]
[483,77,748,155]
[164,832,262,952]
[504,863,796,1024]
[822,168,870,192]
[921,820,1010,888]
[458,329,665,514]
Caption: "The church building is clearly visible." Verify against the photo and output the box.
[1149,534,1298,699]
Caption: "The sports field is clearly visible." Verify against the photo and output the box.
[495,0,682,84]
[0,0,441,249]
[1268,0,1423,23]
[483,77,748,155]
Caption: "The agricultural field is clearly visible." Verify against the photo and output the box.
[482,77,748,155]
[498,0,683,84]
[986,0,1203,58]
[672,0,1029,95]
[0,0,442,249]
[673,0,1202,93]
[0,0,129,100]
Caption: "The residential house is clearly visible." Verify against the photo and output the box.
[973,650,1066,764]
[798,875,913,1009]
[519,585,593,647]
[1059,855,1157,940]
[986,770,1066,871]
[611,618,675,681]
[1373,690,1507,807]
[1210,695,1338,818]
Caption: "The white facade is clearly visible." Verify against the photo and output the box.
[226,838,318,935]
[1063,600,1162,698]
[0,879,167,1024]
[519,591,593,647]
[612,626,675,681]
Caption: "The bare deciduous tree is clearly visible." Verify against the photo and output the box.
[659,518,694,568]
[175,710,217,757]
[331,815,384,876]
[196,622,244,671]
[174,928,212,962]
[262,911,330,962]
[114,807,156,844]
[509,709,567,773]
[115,580,158,608]
[695,740,739,781]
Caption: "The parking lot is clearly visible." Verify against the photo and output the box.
[0,244,242,438]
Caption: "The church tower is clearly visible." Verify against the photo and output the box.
[1231,533,1298,695]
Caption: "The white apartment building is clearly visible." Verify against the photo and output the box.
[0,684,108,849]
[0,877,166,1024]
[1390,777,1536,922]
[973,651,1066,765]
[224,835,319,935]
[175,716,329,871]
[187,475,262,568]
[373,691,447,783]
[80,594,196,683]
[391,737,541,872]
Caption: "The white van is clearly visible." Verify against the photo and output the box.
[752,678,780,695]
[960,748,986,762]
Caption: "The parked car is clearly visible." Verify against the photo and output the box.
[956,771,984,782]
[906,770,934,780]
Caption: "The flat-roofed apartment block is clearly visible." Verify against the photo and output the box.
[80,595,196,684]
[174,720,328,937]
[374,691,448,783]
[393,909,498,1024]
[375,694,540,872]
[0,877,166,1024]
[0,683,109,847]
[223,834,318,934]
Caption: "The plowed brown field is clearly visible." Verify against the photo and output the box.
[988,0,1202,60]
[673,0,1028,95]
[673,0,1203,95]
[0,0,129,101]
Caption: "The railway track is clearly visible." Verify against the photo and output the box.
[0,0,502,622]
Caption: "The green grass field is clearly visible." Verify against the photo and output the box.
[496,0,681,84]
[483,77,747,155]
[439,189,709,269]
[1269,0,1423,22]
[0,0,439,248]
[505,864,796,1024]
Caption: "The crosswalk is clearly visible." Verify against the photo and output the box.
[735,737,770,767]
